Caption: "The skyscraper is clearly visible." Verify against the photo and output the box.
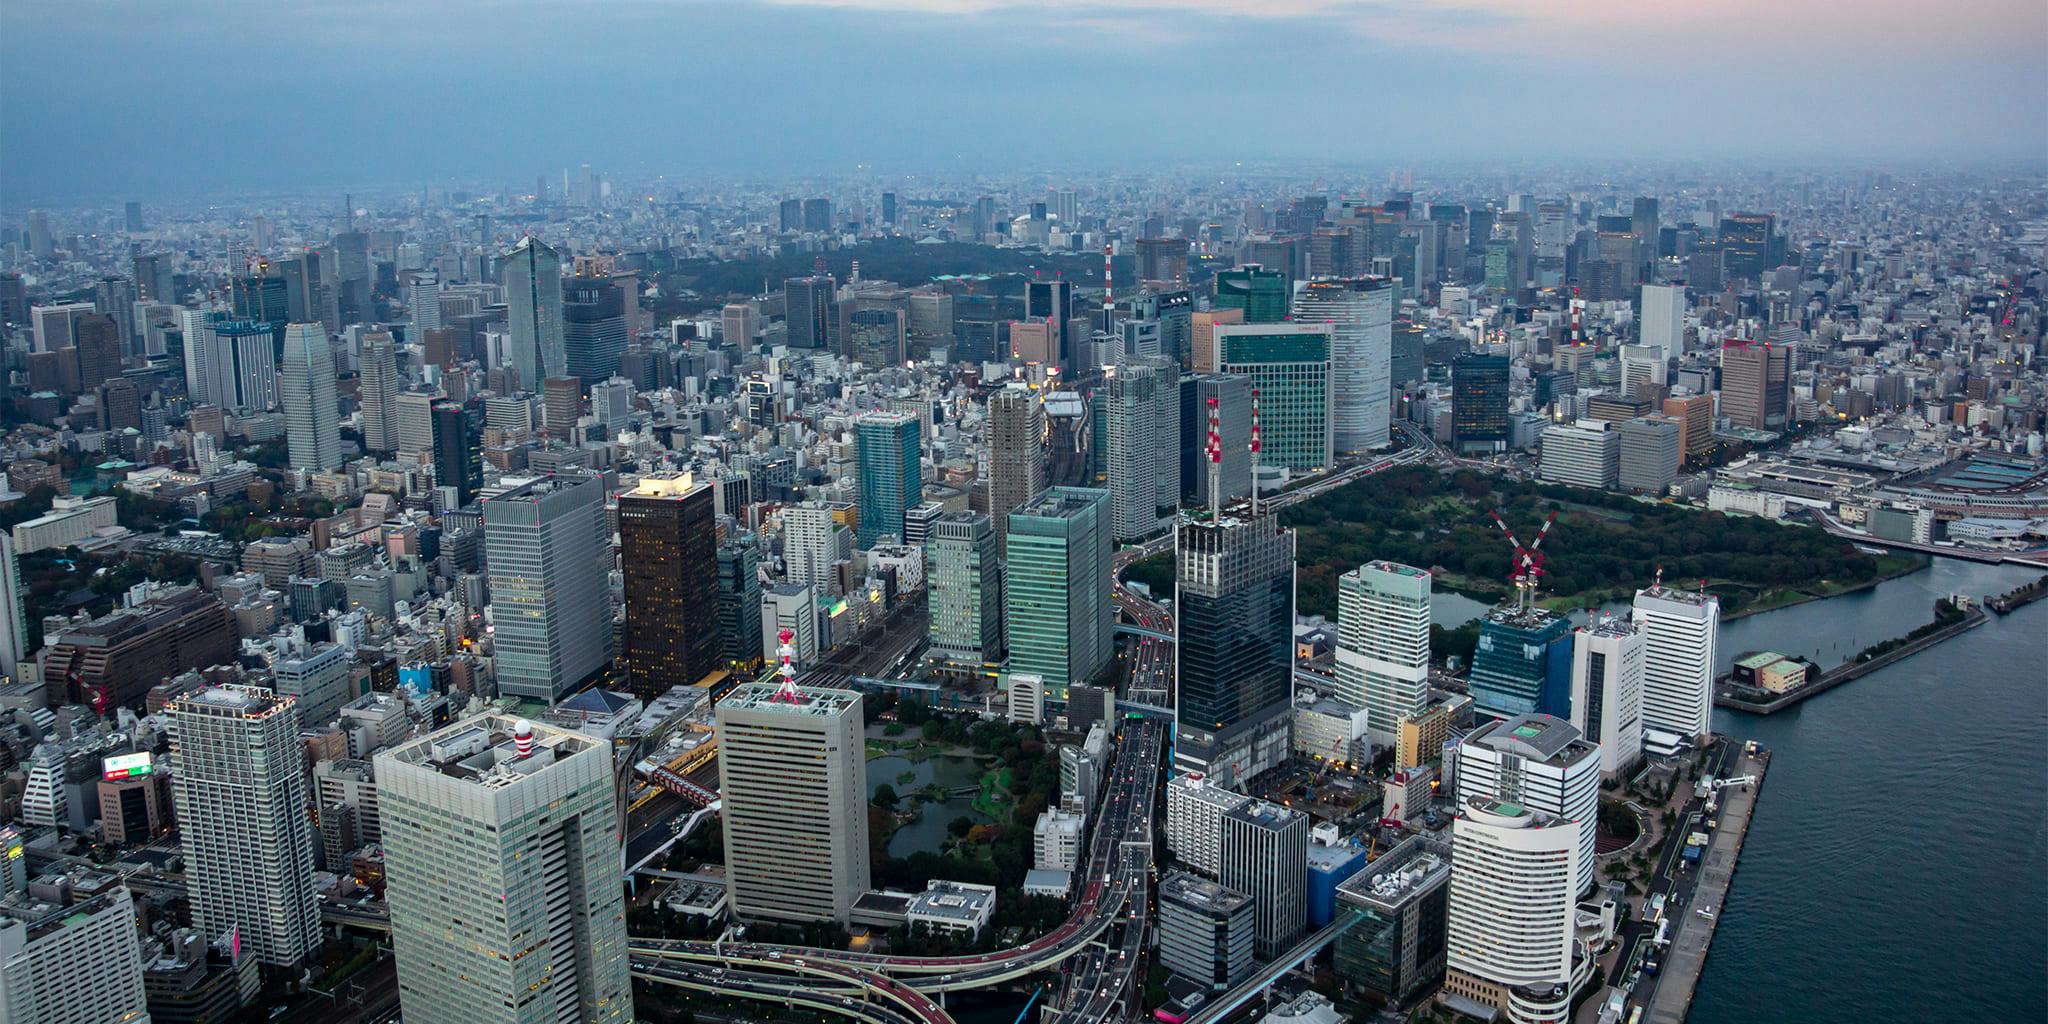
[1102,361,1179,541]
[619,474,720,698]
[562,276,627,383]
[483,475,613,702]
[846,307,905,368]
[358,330,400,453]
[927,511,1003,674]
[1004,487,1112,702]
[855,411,921,548]
[1717,212,1778,280]
[1174,505,1296,785]
[279,323,341,472]
[1451,353,1511,455]
[430,401,481,508]
[1719,339,1789,430]
[1571,616,1646,781]
[1291,277,1394,452]
[1218,800,1308,959]
[503,236,564,387]
[1213,323,1333,474]
[0,887,150,1024]
[1632,583,1719,747]
[0,535,23,675]
[377,714,633,1024]
[1468,604,1574,721]
[1336,561,1432,748]
[168,685,322,969]
[783,275,834,349]
[780,502,848,591]
[1213,266,1290,323]
[1456,713,1601,896]
[1180,373,1252,508]
[1443,798,1581,1024]
[717,534,763,670]
[1539,420,1619,489]
[985,385,1046,557]
[716,682,870,924]
[1639,283,1684,360]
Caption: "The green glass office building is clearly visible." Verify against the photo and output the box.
[1003,487,1111,702]
[1214,323,1333,473]
[855,411,920,548]
[1213,266,1291,323]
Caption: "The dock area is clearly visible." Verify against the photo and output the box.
[1643,741,1770,1024]
[1714,603,1986,714]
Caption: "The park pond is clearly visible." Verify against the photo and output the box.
[868,753,994,858]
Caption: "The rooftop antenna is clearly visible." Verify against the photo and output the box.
[1206,396,1222,520]
[1249,388,1263,517]
[772,628,803,704]
[1102,242,1114,335]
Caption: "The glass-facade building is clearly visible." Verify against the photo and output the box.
[1173,507,1296,786]
[855,411,921,548]
[1451,353,1511,454]
[1214,323,1333,474]
[1003,487,1111,702]
[1213,266,1290,323]
[1468,604,1573,721]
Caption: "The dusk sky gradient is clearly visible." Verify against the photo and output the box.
[3,0,2043,201]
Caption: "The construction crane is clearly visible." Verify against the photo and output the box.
[1487,509,1558,613]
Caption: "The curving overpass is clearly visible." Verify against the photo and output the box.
[632,953,948,1024]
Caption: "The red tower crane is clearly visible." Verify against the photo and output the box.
[1487,509,1558,613]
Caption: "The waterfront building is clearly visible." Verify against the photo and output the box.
[1632,584,1720,750]
[1569,618,1646,781]
[1468,605,1573,722]
[1444,798,1583,1024]
[1456,714,1601,896]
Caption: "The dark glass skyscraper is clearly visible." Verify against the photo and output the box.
[1468,604,1573,722]
[855,411,921,548]
[784,275,834,349]
[1173,506,1296,788]
[1451,353,1511,454]
[563,277,628,383]
[619,475,720,698]
[1213,266,1290,323]
[429,401,480,507]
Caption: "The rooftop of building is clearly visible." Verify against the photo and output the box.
[1635,583,1717,608]
[1466,713,1597,767]
[1305,837,1367,872]
[1169,772,1254,809]
[382,712,597,788]
[1227,798,1305,829]
[1159,870,1254,914]
[172,684,289,719]
[1336,834,1452,912]
[1735,651,1790,669]
[907,880,996,922]
[1013,487,1106,521]
[1581,614,1638,639]
[718,680,860,717]
[1483,602,1569,632]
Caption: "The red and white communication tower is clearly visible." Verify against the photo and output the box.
[1569,287,1588,348]
[1205,396,1223,518]
[772,628,804,704]
[1249,388,1263,515]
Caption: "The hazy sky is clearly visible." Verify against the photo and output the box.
[3,0,2043,201]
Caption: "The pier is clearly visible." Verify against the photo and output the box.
[1643,742,1770,1024]
[1714,603,1988,714]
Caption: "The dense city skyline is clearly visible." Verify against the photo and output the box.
[4,0,2045,199]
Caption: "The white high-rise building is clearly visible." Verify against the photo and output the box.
[780,502,842,590]
[1619,344,1668,401]
[168,685,321,969]
[1164,772,1251,878]
[1570,617,1646,781]
[716,682,870,924]
[0,535,24,675]
[1640,283,1684,361]
[0,887,150,1024]
[279,323,342,472]
[1539,420,1619,489]
[408,272,441,342]
[377,713,633,1024]
[179,308,231,409]
[394,391,437,459]
[1335,560,1432,747]
[1456,713,1601,896]
[1291,277,1394,452]
[1218,799,1308,959]
[502,236,565,387]
[1102,361,1178,541]
[1633,584,1720,749]
[358,331,400,453]
[1444,797,1582,1024]
[483,475,614,703]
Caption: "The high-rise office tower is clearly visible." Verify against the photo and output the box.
[1174,506,1295,785]
[0,535,23,674]
[779,502,846,591]
[717,534,763,670]
[333,229,372,324]
[1291,277,1394,452]
[279,323,341,472]
[1219,800,1308,959]
[1213,323,1333,473]
[1632,583,1719,747]
[359,331,400,453]
[1571,617,1646,781]
[1025,279,1074,356]
[1213,266,1289,323]
[1539,420,1619,489]
[378,714,633,1024]
[387,390,434,459]
[542,376,582,438]
[1456,714,1600,896]
[562,276,627,383]
[1443,798,1581,1024]
[881,191,898,226]
[1452,353,1511,455]
[1180,374,1252,508]
[1618,415,1682,494]
[1158,871,1256,991]
[430,401,481,508]
[1639,283,1684,360]
[802,197,832,233]
[70,313,124,395]
[503,236,564,387]
[716,682,870,924]
[168,685,322,968]
[985,385,1046,557]
[619,474,720,698]
[846,307,905,368]
[777,199,802,232]
[123,200,144,233]
[927,511,1003,673]
[855,411,921,548]
[1102,361,1179,541]
[722,302,760,352]
[783,276,834,350]
[1190,308,1245,373]
[1719,339,1789,430]
[1716,212,1778,280]
[1336,561,1431,747]
[1004,487,1112,702]
[483,475,613,702]
[0,886,150,1024]
[1469,604,1574,722]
